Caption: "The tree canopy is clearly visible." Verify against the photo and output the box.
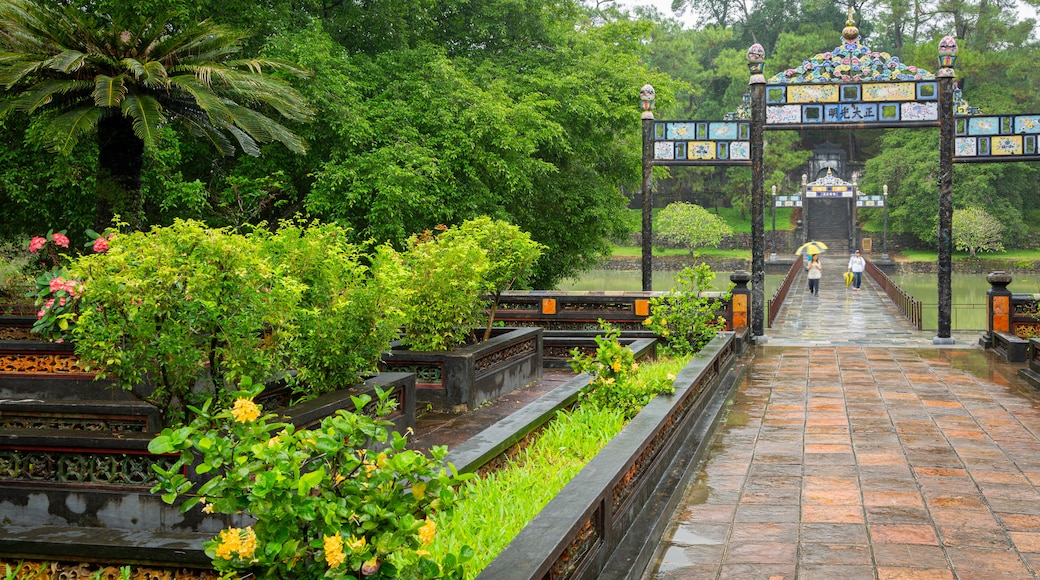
[0,0,1038,281]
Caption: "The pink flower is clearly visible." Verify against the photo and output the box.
[50,277,66,293]
[51,233,69,248]
[93,237,110,253]
[29,237,46,254]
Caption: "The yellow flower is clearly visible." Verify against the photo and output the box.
[631,362,639,371]
[611,359,622,372]
[214,527,257,560]
[324,533,346,568]
[643,317,653,326]
[417,549,430,557]
[418,519,437,545]
[335,474,346,484]
[230,398,261,423]
[667,373,676,381]
[376,452,389,468]
[662,329,670,336]
[202,502,214,514]
[346,534,367,553]
[660,318,667,325]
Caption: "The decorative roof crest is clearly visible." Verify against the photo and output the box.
[767,9,935,84]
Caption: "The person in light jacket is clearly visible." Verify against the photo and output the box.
[806,253,822,296]
[847,249,866,291]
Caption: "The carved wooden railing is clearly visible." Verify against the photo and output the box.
[767,259,802,328]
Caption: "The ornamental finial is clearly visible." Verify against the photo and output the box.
[937,35,958,76]
[746,43,766,84]
[640,84,655,120]
[842,8,860,43]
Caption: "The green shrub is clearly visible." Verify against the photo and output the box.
[643,263,729,356]
[399,228,489,351]
[149,380,474,579]
[436,217,544,340]
[259,220,407,395]
[69,219,305,426]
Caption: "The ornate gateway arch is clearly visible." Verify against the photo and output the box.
[641,10,1040,343]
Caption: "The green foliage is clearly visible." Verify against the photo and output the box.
[0,242,31,302]
[149,381,474,579]
[258,220,407,395]
[656,202,734,254]
[0,0,314,228]
[67,220,304,425]
[569,321,676,420]
[643,264,729,356]
[953,206,1005,257]
[437,217,545,339]
[399,227,489,351]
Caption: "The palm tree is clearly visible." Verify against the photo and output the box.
[0,0,314,229]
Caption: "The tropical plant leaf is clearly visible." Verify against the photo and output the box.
[48,105,103,155]
[93,74,128,107]
[120,93,166,146]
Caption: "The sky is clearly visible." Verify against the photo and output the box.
[614,0,1039,31]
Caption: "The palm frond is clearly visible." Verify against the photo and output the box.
[178,114,236,156]
[0,59,43,88]
[94,74,128,107]
[224,104,307,154]
[44,49,86,73]
[120,92,166,147]
[224,123,261,157]
[48,104,103,155]
[166,75,236,123]
[10,79,90,112]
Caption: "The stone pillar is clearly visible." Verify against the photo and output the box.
[934,36,958,344]
[747,43,766,340]
[730,270,752,331]
[640,84,655,292]
[984,271,1013,347]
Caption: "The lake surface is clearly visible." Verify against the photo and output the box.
[557,269,996,331]
[889,273,992,331]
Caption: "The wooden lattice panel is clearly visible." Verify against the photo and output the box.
[0,353,92,374]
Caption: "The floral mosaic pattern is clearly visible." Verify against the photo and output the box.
[1015,116,1040,133]
[901,101,938,121]
[767,42,934,84]
[687,142,715,160]
[767,105,801,124]
[862,83,916,101]
[730,142,750,160]
[955,138,978,156]
[993,136,1023,155]
[787,85,838,103]
[653,142,674,160]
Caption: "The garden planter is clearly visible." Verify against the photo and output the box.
[0,366,416,565]
[381,326,542,411]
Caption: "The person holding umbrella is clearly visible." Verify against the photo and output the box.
[847,249,866,291]
[806,252,822,296]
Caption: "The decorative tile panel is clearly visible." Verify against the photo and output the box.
[788,85,839,103]
[992,135,1023,155]
[862,82,916,101]
[900,101,938,121]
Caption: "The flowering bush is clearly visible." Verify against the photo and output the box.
[149,379,474,579]
[569,320,675,420]
[643,263,729,356]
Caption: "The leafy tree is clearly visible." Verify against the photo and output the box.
[656,202,734,254]
[0,0,313,229]
[953,206,1004,257]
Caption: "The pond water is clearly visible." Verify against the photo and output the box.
[889,273,994,331]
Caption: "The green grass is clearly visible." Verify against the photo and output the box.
[428,355,688,578]
[897,248,1040,261]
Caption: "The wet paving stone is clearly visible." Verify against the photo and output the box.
[640,267,1040,579]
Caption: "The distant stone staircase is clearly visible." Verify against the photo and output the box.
[805,198,854,255]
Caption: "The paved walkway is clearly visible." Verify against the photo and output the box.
[644,266,1040,579]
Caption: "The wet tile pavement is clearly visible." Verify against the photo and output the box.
[644,267,1040,579]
